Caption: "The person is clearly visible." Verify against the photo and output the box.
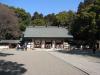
[80,45,83,50]
[24,43,27,51]
[93,46,96,54]
[16,44,20,50]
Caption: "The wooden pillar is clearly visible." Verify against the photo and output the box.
[32,40,34,49]
[41,40,45,49]
[52,40,55,49]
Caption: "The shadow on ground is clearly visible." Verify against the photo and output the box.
[0,52,14,57]
[57,49,100,58]
[0,60,27,75]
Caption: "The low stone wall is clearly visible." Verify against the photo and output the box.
[0,45,9,49]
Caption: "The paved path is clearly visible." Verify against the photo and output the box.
[49,51,100,75]
[0,50,87,75]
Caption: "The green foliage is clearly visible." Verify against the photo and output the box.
[32,12,43,20]
[71,0,100,48]
[66,11,76,31]
[32,19,46,26]
[31,12,45,26]
[13,8,31,31]
[55,11,75,29]
[44,13,57,26]
[56,11,68,26]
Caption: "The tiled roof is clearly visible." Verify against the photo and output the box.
[0,40,20,43]
[24,26,73,38]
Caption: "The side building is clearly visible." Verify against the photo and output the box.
[0,40,20,49]
[23,26,73,50]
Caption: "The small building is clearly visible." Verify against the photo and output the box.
[23,26,73,50]
[0,40,20,49]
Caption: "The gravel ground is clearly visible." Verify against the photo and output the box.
[48,51,100,75]
[0,50,88,75]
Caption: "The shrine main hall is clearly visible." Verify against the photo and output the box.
[23,26,73,49]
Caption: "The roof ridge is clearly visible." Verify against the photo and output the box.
[27,26,66,29]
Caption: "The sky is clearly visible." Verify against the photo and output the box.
[0,0,83,15]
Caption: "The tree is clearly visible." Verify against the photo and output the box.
[66,10,76,30]
[44,13,57,26]
[31,12,46,26]
[13,8,31,31]
[32,19,46,26]
[0,4,21,39]
[55,11,75,28]
[71,0,100,52]
[32,12,43,20]
[56,11,68,26]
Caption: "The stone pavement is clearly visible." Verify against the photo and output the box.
[0,50,87,75]
[48,51,100,75]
